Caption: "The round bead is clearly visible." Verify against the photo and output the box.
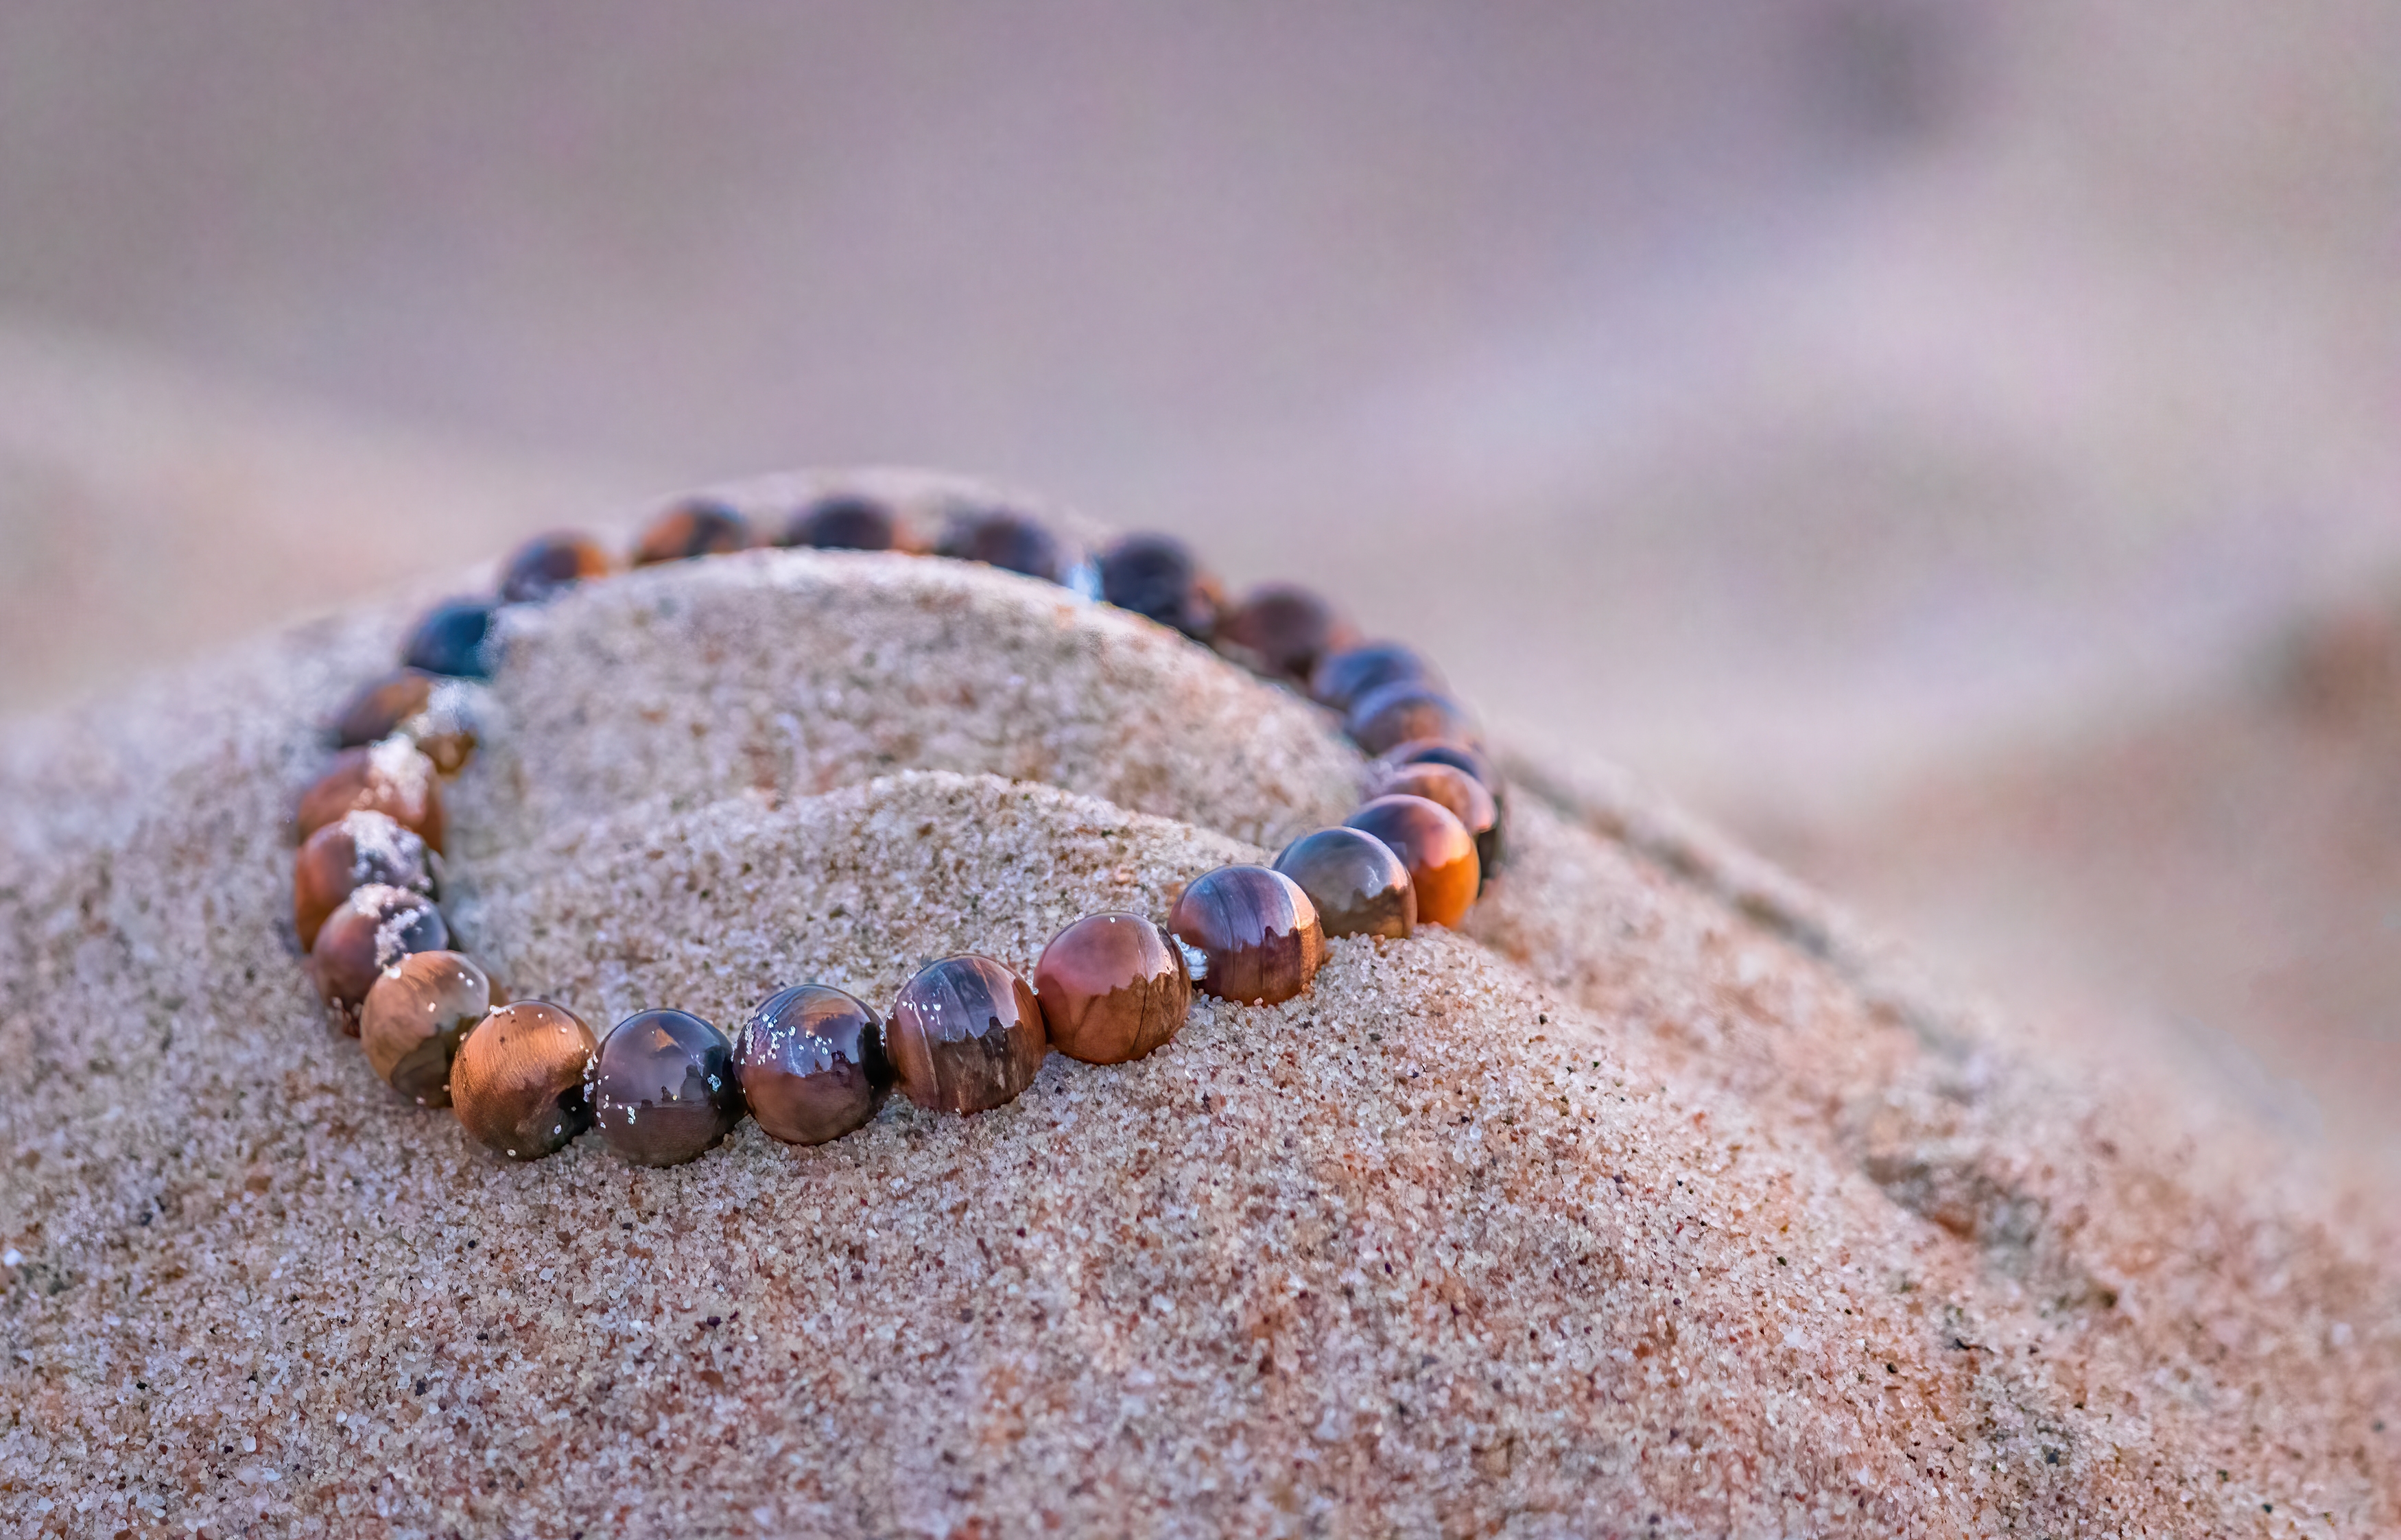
[498,530,614,602]
[888,955,1048,1114]
[1346,681,1479,757]
[1374,762,1501,883]
[779,495,904,552]
[1034,912,1193,1065]
[1345,794,1479,927]
[735,984,893,1146]
[296,738,445,852]
[293,809,436,951]
[1098,534,1220,640]
[1216,583,1357,686]
[451,1000,598,1161]
[309,884,449,1026]
[330,669,435,749]
[400,598,499,679]
[632,500,755,565]
[1372,736,1501,796]
[359,951,490,1107]
[592,1008,745,1167]
[1312,642,1441,714]
[1168,864,1325,1006]
[935,508,1076,584]
[1270,827,1415,940]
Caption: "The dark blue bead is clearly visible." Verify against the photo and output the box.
[400,599,497,679]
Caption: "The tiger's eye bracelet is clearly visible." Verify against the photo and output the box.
[289,490,1509,1167]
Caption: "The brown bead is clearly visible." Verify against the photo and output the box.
[1168,864,1325,1006]
[1216,583,1358,686]
[779,495,905,552]
[593,1008,745,1167]
[1345,794,1479,927]
[888,955,1048,1115]
[1098,534,1221,641]
[1310,642,1441,714]
[359,951,490,1107]
[1346,682,1480,757]
[1270,827,1415,940]
[1034,912,1193,1065]
[451,1000,598,1161]
[296,739,445,852]
[293,809,437,951]
[1372,736,1500,795]
[935,508,1078,584]
[735,984,893,1145]
[1374,763,1500,884]
[309,884,449,1026]
[499,530,614,602]
[631,499,755,565]
[330,669,435,749]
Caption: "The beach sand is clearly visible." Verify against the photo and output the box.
[3,477,2396,1535]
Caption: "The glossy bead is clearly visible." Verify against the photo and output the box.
[1347,681,1479,757]
[359,951,490,1107]
[330,669,434,749]
[592,1008,745,1167]
[779,495,903,552]
[1168,864,1325,1006]
[735,984,892,1146]
[498,530,614,602]
[632,499,755,565]
[296,738,445,851]
[935,508,1076,584]
[293,809,437,951]
[888,955,1048,1114]
[400,598,499,679]
[1098,534,1220,641]
[451,1000,598,1161]
[1345,794,1479,927]
[1312,641,1441,714]
[1372,736,1501,796]
[1270,827,1415,940]
[309,884,449,1026]
[1374,762,1501,883]
[1034,912,1193,1065]
[1216,583,1358,686]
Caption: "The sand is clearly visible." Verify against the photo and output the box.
[3,479,2398,1535]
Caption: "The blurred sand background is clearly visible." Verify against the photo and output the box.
[4,3,2400,1164]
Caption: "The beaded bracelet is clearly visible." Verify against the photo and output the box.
[288,488,1508,1168]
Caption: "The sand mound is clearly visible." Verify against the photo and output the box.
[3,522,2397,1535]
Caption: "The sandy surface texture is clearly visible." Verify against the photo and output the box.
[3,502,2398,1535]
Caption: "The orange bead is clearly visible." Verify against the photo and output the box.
[1373,762,1500,883]
[451,1001,599,1161]
[632,500,755,565]
[1345,794,1478,927]
[1347,683,1478,758]
[1034,912,1192,1065]
[499,530,614,602]
[296,739,444,852]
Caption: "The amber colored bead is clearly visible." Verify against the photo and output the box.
[1311,642,1441,714]
[401,598,499,679]
[1098,534,1220,641]
[309,884,449,1026]
[888,955,1048,1114]
[330,669,435,749]
[592,1008,745,1166]
[1270,827,1415,940]
[359,951,490,1107]
[296,739,445,852]
[1168,864,1325,1006]
[779,495,904,552]
[1374,763,1500,884]
[735,984,893,1145]
[293,809,437,951]
[1216,583,1358,686]
[1034,912,1193,1065]
[632,500,755,565]
[1345,794,1479,927]
[499,530,614,602]
[1347,681,1479,757]
[451,1000,598,1161]
[936,508,1077,584]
